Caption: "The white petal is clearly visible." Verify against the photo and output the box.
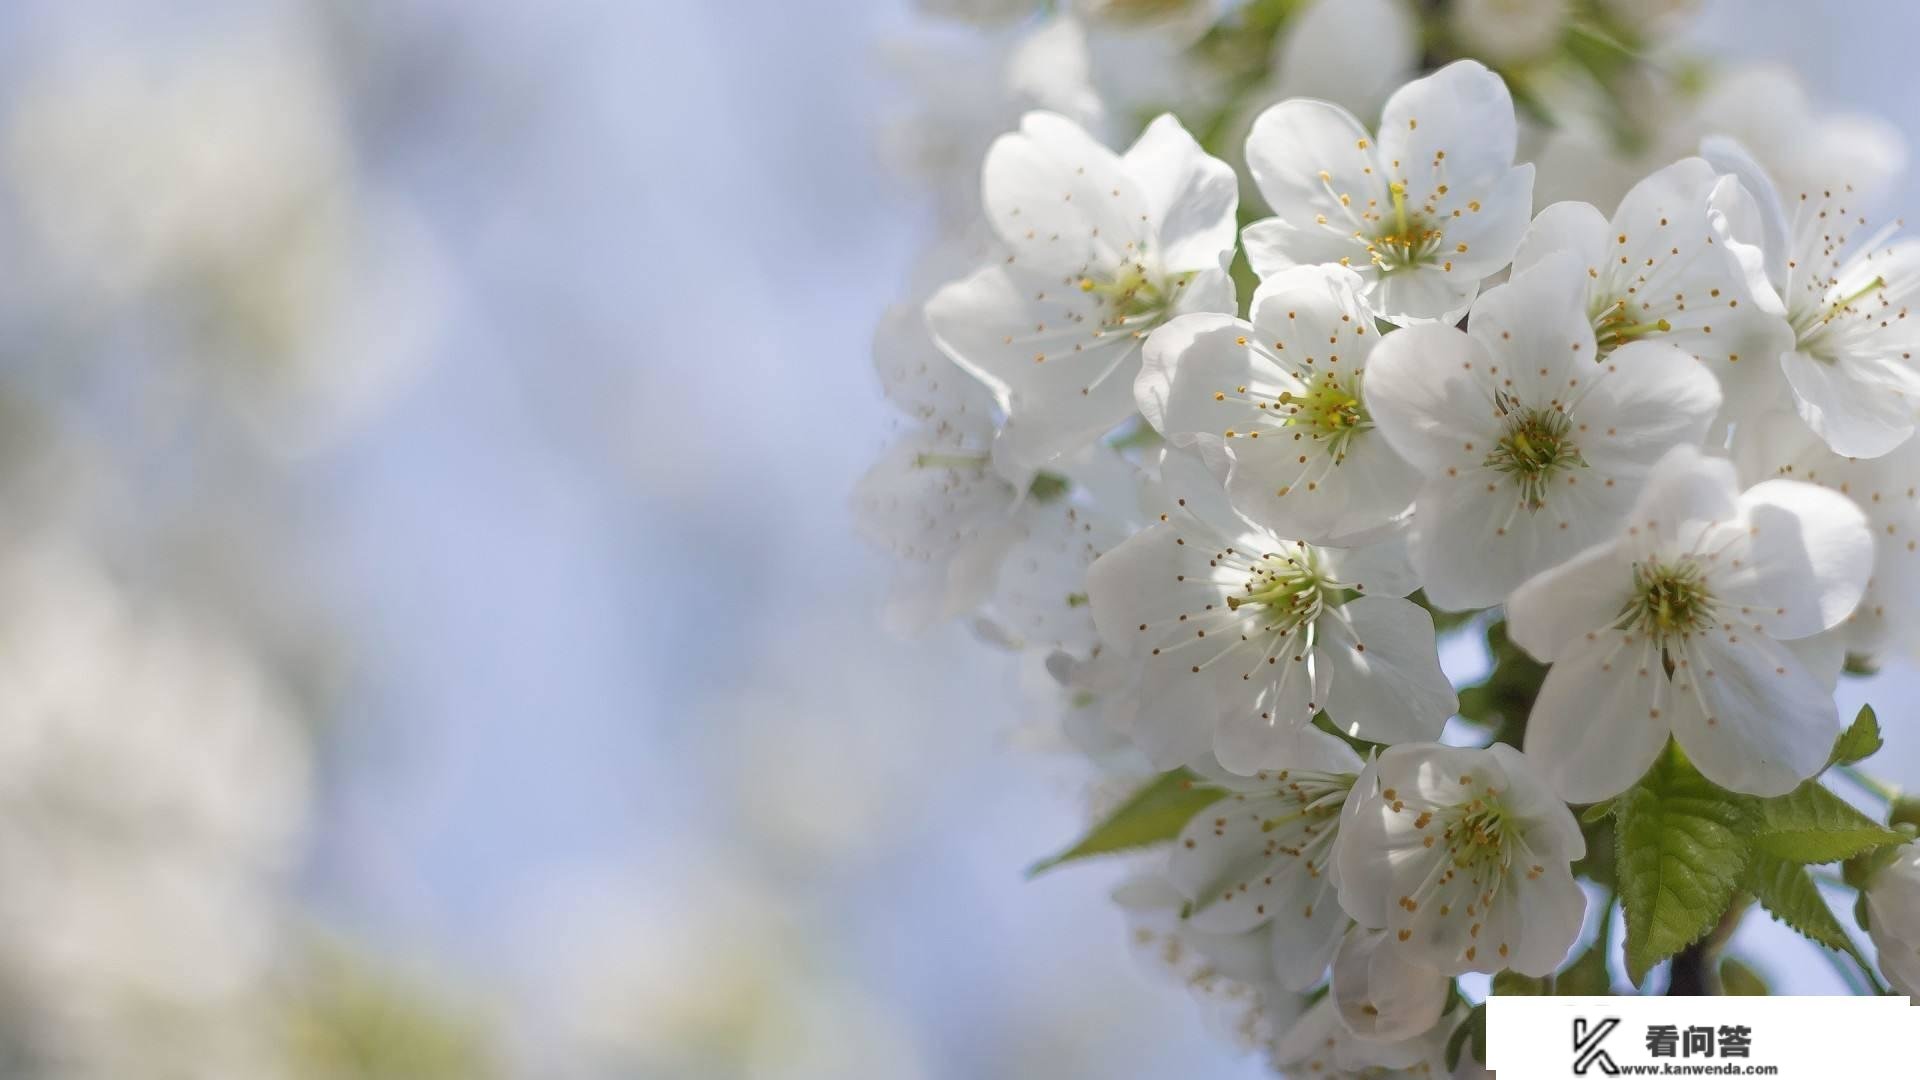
[1242,98,1383,276]
[1512,199,1610,275]
[925,263,1141,460]
[1122,114,1239,272]
[1364,265,1479,325]
[1700,134,1790,295]
[1782,348,1920,459]
[1315,595,1455,744]
[1331,928,1449,1043]
[1571,339,1723,475]
[1227,429,1420,547]
[1435,164,1536,279]
[1135,311,1259,446]
[1506,539,1635,663]
[1667,629,1837,796]
[1717,478,1873,639]
[1500,862,1588,978]
[1613,444,1741,562]
[1361,322,1500,466]
[1407,465,1625,612]
[1524,630,1673,803]
[1486,743,1586,862]
[983,110,1149,276]
[1377,59,1517,193]
[1240,215,1357,281]
[1273,0,1417,122]
[1317,534,1422,598]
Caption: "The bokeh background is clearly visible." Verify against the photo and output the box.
[0,1,1911,1077]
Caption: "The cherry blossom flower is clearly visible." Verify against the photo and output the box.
[1508,445,1873,800]
[1335,743,1588,977]
[1136,265,1420,545]
[1865,841,1920,996]
[1242,59,1534,324]
[1734,406,1920,658]
[1167,730,1363,990]
[926,111,1238,470]
[1363,253,1723,610]
[1085,457,1452,773]
[1511,157,1795,425]
[1707,136,1920,458]
[1328,925,1452,1043]
[1268,994,1453,1079]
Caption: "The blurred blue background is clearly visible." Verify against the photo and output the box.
[0,1,1911,1076]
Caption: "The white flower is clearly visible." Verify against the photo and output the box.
[1691,64,1906,213]
[1268,995,1453,1079]
[1363,253,1723,611]
[1086,455,1453,773]
[855,306,1020,632]
[1113,873,1296,1052]
[1451,0,1571,65]
[1512,157,1795,425]
[1267,0,1418,124]
[1734,407,1920,658]
[879,13,1104,225]
[927,111,1238,470]
[1136,265,1421,545]
[1706,136,1920,458]
[1243,60,1534,324]
[1508,444,1873,800]
[1167,730,1363,990]
[1865,841,1920,996]
[1329,925,1452,1043]
[1335,743,1588,977]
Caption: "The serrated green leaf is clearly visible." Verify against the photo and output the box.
[1751,781,1904,864]
[1027,769,1218,877]
[1580,800,1615,825]
[1617,746,1752,986]
[1718,956,1768,996]
[1828,705,1883,767]
[1742,851,1869,969]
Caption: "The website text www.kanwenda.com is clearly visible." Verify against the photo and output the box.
[1613,1066,1780,1076]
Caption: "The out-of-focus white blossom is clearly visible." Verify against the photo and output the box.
[927,111,1238,470]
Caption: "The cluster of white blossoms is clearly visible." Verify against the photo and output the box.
[865,3,1920,1074]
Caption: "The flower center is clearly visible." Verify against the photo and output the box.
[1622,558,1716,641]
[1484,393,1585,510]
[1792,275,1888,361]
[1366,182,1445,273]
[1442,793,1512,871]
[1590,296,1673,354]
[1226,549,1333,636]
[1078,263,1190,323]
[1278,371,1370,459]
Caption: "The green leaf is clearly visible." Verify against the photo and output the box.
[1556,938,1613,995]
[1616,746,1753,986]
[1828,704,1883,767]
[1718,956,1769,996]
[1491,971,1545,996]
[1742,851,1869,968]
[1580,800,1616,825]
[1445,1004,1487,1071]
[1026,769,1219,877]
[1750,781,1904,864]
[1444,1006,1480,1071]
